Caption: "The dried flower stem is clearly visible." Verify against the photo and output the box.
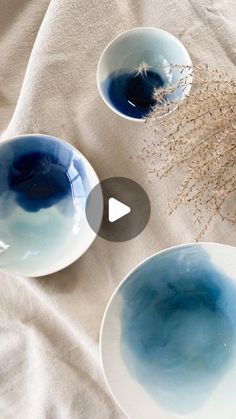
[138,65,236,239]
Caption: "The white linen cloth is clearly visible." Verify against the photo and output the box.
[0,0,236,418]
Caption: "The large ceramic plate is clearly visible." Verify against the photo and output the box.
[100,243,236,419]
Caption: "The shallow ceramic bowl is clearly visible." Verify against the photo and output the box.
[97,27,192,121]
[100,242,236,419]
[0,134,101,277]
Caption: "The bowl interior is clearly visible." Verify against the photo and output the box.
[100,243,236,419]
[97,28,192,120]
[0,134,100,276]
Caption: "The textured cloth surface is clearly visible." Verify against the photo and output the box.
[0,1,236,418]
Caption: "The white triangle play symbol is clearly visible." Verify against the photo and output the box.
[108,197,131,223]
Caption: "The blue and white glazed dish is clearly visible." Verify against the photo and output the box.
[0,134,100,277]
[100,243,236,419]
[97,27,192,121]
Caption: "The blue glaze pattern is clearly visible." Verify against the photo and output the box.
[103,69,164,119]
[0,136,87,215]
[119,246,236,414]
[0,135,95,276]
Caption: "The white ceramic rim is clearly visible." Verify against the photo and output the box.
[96,26,193,123]
[99,241,236,418]
[0,133,100,277]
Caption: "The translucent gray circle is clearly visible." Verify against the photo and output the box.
[85,177,151,242]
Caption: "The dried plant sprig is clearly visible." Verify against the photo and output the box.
[137,64,236,239]
[132,62,152,77]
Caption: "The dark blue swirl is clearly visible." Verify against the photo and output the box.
[0,135,86,214]
[103,69,164,119]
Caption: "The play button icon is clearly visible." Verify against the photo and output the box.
[108,198,131,222]
[85,177,151,242]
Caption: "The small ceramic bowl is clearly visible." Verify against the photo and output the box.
[97,27,192,122]
[100,242,236,419]
[0,134,101,277]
